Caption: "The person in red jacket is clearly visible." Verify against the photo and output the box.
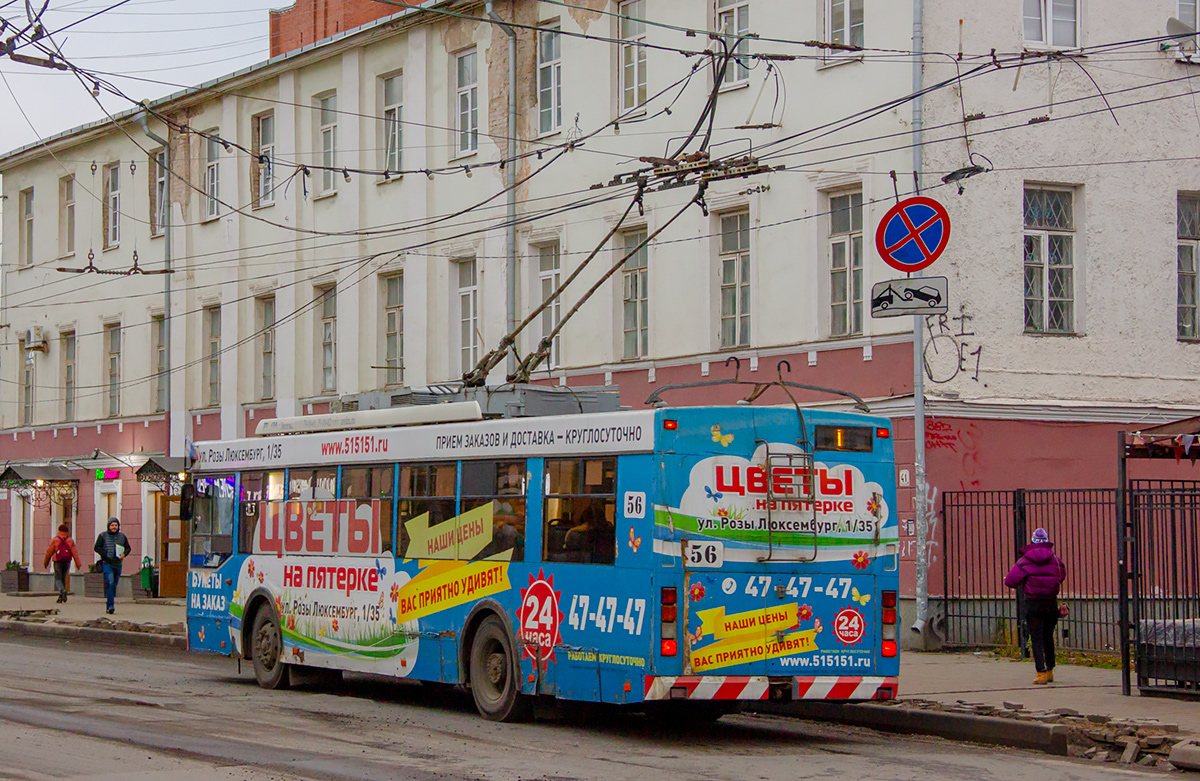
[43,523,83,603]
[1004,527,1067,685]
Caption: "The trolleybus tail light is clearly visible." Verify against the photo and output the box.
[881,640,898,657]
[881,590,899,645]
[661,587,678,656]
[882,608,898,625]
[882,590,897,608]
[663,419,678,430]
[876,428,890,439]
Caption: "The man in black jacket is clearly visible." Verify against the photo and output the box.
[93,518,131,615]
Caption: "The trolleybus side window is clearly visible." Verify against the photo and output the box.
[398,463,457,559]
[238,470,284,554]
[461,459,527,562]
[192,474,235,567]
[342,465,395,554]
[543,457,616,564]
[289,468,337,500]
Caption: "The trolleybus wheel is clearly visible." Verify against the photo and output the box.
[468,616,530,722]
[251,608,291,690]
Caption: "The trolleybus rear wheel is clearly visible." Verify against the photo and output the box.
[468,616,530,722]
[251,608,291,690]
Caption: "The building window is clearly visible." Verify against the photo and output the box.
[204,135,220,220]
[151,150,167,235]
[205,307,221,407]
[1023,187,1076,334]
[458,259,479,374]
[717,0,750,83]
[829,190,864,337]
[1178,195,1200,340]
[538,244,562,367]
[20,339,33,427]
[253,113,274,207]
[318,94,338,194]
[384,275,403,386]
[456,51,478,154]
[105,323,121,417]
[59,177,75,256]
[827,0,864,48]
[62,331,75,422]
[538,26,562,134]
[719,212,751,348]
[622,229,649,359]
[19,188,34,267]
[1024,0,1077,49]
[382,76,403,173]
[319,287,337,393]
[103,164,120,248]
[619,0,647,111]
[260,296,276,400]
[1182,0,1199,30]
[153,315,167,412]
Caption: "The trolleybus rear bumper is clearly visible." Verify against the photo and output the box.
[643,675,898,702]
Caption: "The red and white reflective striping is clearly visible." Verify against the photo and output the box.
[643,675,898,701]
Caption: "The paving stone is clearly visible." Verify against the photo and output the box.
[1138,755,1159,768]
[1140,736,1166,748]
[1053,708,1080,716]
[1002,702,1024,711]
[1091,751,1111,763]
[1085,714,1111,724]
[1120,741,1140,764]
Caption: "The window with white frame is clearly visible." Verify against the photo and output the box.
[20,338,33,427]
[62,331,75,422]
[384,274,404,385]
[318,95,338,193]
[19,188,33,267]
[382,75,403,173]
[204,135,220,219]
[717,0,750,83]
[105,323,121,417]
[205,306,221,407]
[1178,194,1200,340]
[829,190,864,337]
[826,0,864,48]
[619,0,647,111]
[1023,0,1077,49]
[1182,1,1199,30]
[253,113,274,207]
[457,259,480,374]
[153,315,167,412]
[719,212,751,348]
[538,25,562,134]
[259,296,276,400]
[60,176,75,256]
[456,52,478,154]
[318,286,337,393]
[538,244,562,367]
[1023,186,1076,334]
[622,229,649,359]
[151,150,167,235]
[104,164,120,248]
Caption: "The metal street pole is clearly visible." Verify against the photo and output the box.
[911,0,930,640]
[137,110,173,456]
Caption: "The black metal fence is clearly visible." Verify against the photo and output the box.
[941,488,1119,654]
[1125,480,1200,698]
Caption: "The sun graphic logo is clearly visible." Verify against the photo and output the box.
[516,569,564,669]
[832,606,867,647]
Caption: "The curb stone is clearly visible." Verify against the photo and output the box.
[1171,740,1200,772]
[0,619,187,651]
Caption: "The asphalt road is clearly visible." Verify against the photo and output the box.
[0,636,1146,781]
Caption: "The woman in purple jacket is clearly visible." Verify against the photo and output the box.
[1004,528,1067,684]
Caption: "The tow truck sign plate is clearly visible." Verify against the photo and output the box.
[870,276,949,318]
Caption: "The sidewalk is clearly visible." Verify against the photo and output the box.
[0,592,185,631]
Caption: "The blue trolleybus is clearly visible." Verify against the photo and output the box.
[186,397,900,720]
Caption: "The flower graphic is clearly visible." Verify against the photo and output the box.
[331,618,339,633]
[287,615,295,631]
[852,550,870,570]
[867,494,882,518]
[232,589,241,605]
[390,583,400,603]
[798,604,813,621]
[688,582,706,602]
[246,560,255,578]
[318,628,326,637]
[257,572,265,584]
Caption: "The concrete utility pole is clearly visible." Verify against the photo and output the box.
[910,0,930,641]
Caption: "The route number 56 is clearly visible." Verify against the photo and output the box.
[684,540,724,568]
[624,491,646,519]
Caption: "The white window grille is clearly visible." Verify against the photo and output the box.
[204,135,220,219]
[261,297,276,400]
[153,316,167,412]
[63,332,75,422]
[622,230,649,359]
[717,0,750,83]
[383,76,403,173]
[538,244,562,367]
[830,191,864,337]
[719,212,751,348]
[538,26,562,134]
[205,307,221,407]
[1024,0,1078,49]
[827,0,864,48]
[458,260,480,374]
[152,150,167,234]
[20,339,33,427]
[384,274,404,385]
[620,0,647,111]
[19,188,33,267]
[105,164,121,247]
[60,176,75,255]
[105,323,121,417]
[254,114,275,206]
[319,95,338,193]
[1023,187,1076,334]
[456,52,478,154]
[319,287,337,393]
[1178,195,1200,340]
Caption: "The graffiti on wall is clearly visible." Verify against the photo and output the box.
[926,419,984,491]
[899,482,939,566]
[924,305,981,384]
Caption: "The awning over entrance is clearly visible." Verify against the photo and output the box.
[135,456,190,489]
[1123,416,1200,460]
[0,464,79,508]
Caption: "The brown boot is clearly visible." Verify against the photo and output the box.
[1046,670,1054,683]
[1033,671,1050,685]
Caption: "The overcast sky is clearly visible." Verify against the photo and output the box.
[0,0,278,154]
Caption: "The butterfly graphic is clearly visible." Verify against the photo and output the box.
[690,626,704,644]
[389,609,396,625]
[852,587,871,606]
[711,425,734,447]
[628,526,642,554]
[704,486,723,501]
[374,559,387,579]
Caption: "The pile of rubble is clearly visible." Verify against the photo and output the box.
[890,698,1186,767]
[68,617,185,636]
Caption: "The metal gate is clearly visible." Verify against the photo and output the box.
[1121,480,1200,698]
[942,488,1119,654]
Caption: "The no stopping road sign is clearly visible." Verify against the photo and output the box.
[875,196,951,273]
